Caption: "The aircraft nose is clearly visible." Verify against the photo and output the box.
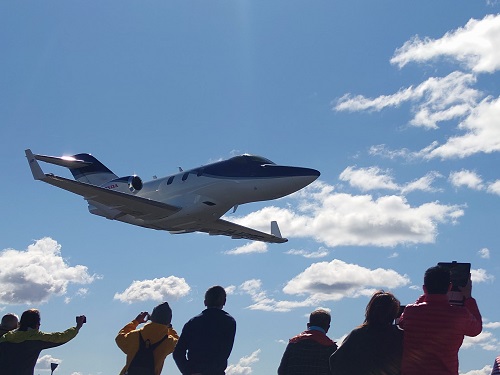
[263,165,321,184]
[263,165,320,179]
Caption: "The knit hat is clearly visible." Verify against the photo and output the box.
[149,302,172,326]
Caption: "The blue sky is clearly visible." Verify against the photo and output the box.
[1,1,500,374]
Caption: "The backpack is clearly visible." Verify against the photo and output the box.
[126,332,168,375]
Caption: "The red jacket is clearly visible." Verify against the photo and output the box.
[399,294,482,375]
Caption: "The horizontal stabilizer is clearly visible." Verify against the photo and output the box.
[34,153,92,168]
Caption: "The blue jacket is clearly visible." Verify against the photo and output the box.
[173,308,236,375]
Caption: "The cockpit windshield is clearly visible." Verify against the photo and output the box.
[234,154,275,165]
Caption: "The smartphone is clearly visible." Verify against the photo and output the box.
[437,261,471,305]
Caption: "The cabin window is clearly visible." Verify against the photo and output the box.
[182,173,189,181]
[167,176,174,185]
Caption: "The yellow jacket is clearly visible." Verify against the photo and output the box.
[116,320,178,375]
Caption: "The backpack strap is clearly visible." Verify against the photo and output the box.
[139,331,169,350]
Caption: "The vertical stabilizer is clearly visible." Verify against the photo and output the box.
[67,153,118,185]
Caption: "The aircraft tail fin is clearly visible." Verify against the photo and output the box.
[30,150,118,186]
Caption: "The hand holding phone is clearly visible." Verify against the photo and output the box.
[135,311,149,324]
[458,275,472,299]
[437,261,471,305]
[75,315,87,329]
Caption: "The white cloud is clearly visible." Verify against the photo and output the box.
[391,14,500,73]
[335,72,480,129]
[0,238,98,305]
[339,166,399,191]
[238,260,409,312]
[401,172,443,194]
[229,181,464,248]
[285,248,329,259]
[422,96,500,159]
[471,268,495,283]
[226,349,261,375]
[462,330,499,351]
[487,180,500,195]
[339,166,442,194]
[114,276,190,303]
[283,259,410,301]
[478,248,490,259]
[484,321,500,329]
[460,365,493,375]
[334,15,500,161]
[449,170,484,190]
[224,242,268,255]
[36,354,61,369]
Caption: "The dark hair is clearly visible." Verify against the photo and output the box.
[363,291,400,327]
[19,309,41,331]
[0,313,19,330]
[149,302,172,326]
[424,266,451,294]
[309,309,331,331]
[205,286,226,308]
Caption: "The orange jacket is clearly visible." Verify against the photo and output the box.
[116,320,178,375]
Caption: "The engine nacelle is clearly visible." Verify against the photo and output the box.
[100,175,143,193]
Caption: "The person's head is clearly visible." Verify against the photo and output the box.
[149,302,172,326]
[363,291,400,327]
[307,309,331,332]
[19,309,41,331]
[424,265,452,295]
[204,285,226,309]
[0,313,19,331]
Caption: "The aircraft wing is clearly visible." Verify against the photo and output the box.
[26,150,181,221]
[198,218,288,243]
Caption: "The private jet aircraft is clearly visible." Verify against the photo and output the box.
[25,149,320,243]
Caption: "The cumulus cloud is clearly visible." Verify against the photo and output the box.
[335,72,481,129]
[229,181,463,248]
[226,349,261,375]
[334,14,500,161]
[463,330,500,351]
[478,248,490,259]
[0,238,98,305]
[460,365,493,375]
[225,242,268,255]
[238,260,409,312]
[36,354,61,370]
[339,166,399,191]
[391,14,500,73]
[487,180,500,195]
[449,170,484,190]
[484,321,500,329]
[114,276,190,303]
[471,268,495,283]
[285,248,330,259]
[283,259,410,301]
[424,97,500,159]
[340,166,442,194]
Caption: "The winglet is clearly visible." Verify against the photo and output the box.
[271,221,283,239]
[25,149,46,180]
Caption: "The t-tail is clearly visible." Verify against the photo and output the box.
[30,151,118,185]
[26,149,144,194]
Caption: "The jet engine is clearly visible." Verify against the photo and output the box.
[100,175,143,193]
